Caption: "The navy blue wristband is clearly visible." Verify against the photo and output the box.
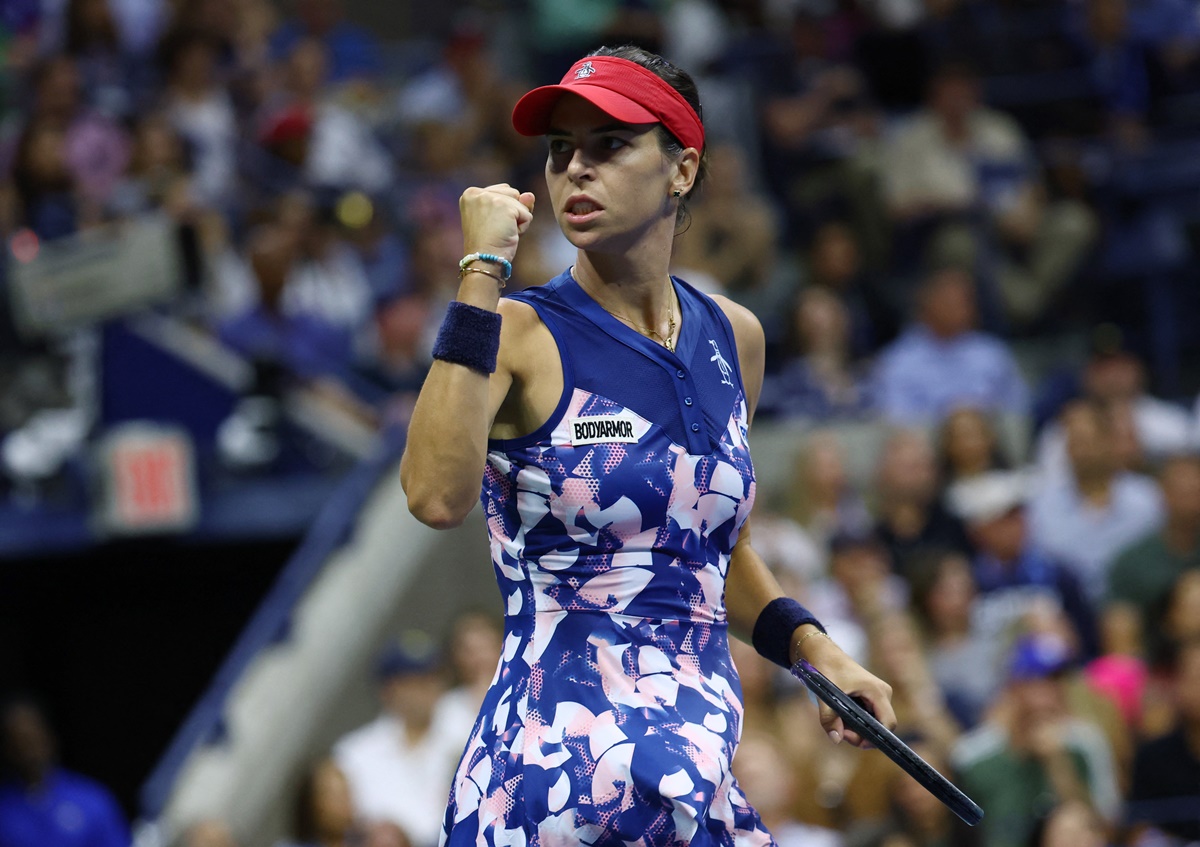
[752,597,825,669]
[432,301,502,374]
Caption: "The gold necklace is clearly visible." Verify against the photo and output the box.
[571,266,677,352]
[609,302,676,352]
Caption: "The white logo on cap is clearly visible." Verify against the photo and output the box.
[574,61,597,79]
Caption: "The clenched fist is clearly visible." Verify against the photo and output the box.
[460,184,536,263]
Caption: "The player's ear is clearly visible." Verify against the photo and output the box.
[672,147,700,198]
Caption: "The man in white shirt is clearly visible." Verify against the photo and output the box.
[334,632,474,847]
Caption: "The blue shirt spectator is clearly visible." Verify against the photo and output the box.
[1028,400,1165,602]
[218,306,354,380]
[0,769,130,847]
[0,697,130,847]
[873,268,1029,424]
[759,287,873,420]
[948,471,1100,668]
[215,224,356,380]
[1029,471,1163,602]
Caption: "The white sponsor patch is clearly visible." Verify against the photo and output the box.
[569,413,639,445]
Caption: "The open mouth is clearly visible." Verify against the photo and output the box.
[564,197,603,223]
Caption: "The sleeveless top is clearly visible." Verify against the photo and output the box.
[441,270,772,847]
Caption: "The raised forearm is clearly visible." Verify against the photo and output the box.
[402,184,534,528]
[400,274,511,528]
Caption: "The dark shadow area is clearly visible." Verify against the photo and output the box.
[0,537,298,819]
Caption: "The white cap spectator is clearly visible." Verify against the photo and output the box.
[947,469,1033,526]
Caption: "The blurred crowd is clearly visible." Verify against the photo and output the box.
[3,0,1200,844]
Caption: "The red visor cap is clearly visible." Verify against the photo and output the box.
[512,56,705,153]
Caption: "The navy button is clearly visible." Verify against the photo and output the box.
[690,423,700,432]
[684,397,693,406]
[676,369,686,378]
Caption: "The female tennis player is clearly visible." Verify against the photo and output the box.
[401,44,897,846]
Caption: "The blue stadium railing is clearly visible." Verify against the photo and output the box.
[138,430,407,821]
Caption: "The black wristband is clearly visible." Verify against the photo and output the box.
[752,597,825,669]
[432,301,502,374]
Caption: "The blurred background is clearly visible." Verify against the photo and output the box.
[1,0,1200,845]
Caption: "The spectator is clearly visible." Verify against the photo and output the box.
[248,104,315,202]
[1104,454,1200,657]
[1157,570,1200,653]
[731,732,843,847]
[800,219,896,354]
[333,632,469,847]
[38,0,165,58]
[872,267,1029,425]
[755,13,885,252]
[847,740,981,847]
[727,638,893,832]
[394,25,534,176]
[109,111,190,216]
[161,28,238,210]
[806,528,908,668]
[1027,799,1108,847]
[282,192,374,335]
[869,610,963,756]
[59,0,153,117]
[907,548,997,728]
[948,469,1099,664]
[0,694,130,847]
[1035,333,1196,487]
[1071,0,1154,139]
[872,428,970,571]
[163,0,236,56]
[226,0,278,115]
[882,61,1096,329]
[275,757,360,847]
[6,118,88,238]
[436,609,503,732]
[365,294,431,398]
[1127,639,1200,842]
[24,55,130,212]
[782,430,872,552]
[1028,400,1164,602]
[937,405,1010,486]
[952,634,1121,847]
[759,287,873,420]
[217,222,355,380]
[276,38,392,194]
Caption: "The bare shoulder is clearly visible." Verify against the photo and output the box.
[496,295,557,370]
[709,294,765,354]
[496,295,542,328]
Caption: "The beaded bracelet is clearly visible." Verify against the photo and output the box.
[459,252,513,282]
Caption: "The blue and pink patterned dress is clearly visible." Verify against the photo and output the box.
[442,271,772,847]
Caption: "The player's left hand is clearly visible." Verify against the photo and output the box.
[798,634,896,748]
